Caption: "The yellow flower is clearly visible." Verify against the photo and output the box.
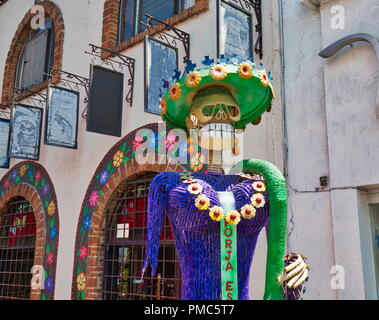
[113,150,124,167]
[161,97,167,114]
[19,165,27,177]
[258,71,270,87]
[77,272,86,291]
[210,64,228,80]
[195,195,210,210]
[240,204,256,219]
[186,71,202,88]
[169,83,182,100]
[238,62,253,79]
[190,152,205,172]
[187,183,203,195]
[47,201,56,216]
[209,206,225,222]
[251,193,266,208]
[253,181,266,192]
[226,210,241,225]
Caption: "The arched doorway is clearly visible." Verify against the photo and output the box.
[0,196,36,300]
[102,172,181,300]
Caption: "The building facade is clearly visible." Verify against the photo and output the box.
[0,0,377,300]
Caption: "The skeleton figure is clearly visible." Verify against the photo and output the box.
[143,61,309,300]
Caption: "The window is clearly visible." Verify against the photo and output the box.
[102,172,181,300]
[15,18,54,91]
[0,197,36,300]
[117,0,195,43]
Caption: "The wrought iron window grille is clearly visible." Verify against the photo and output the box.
[140,14,191,65]
[220,0,262,59]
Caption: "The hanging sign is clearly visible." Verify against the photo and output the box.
[8,104,43,161]
[45,86,79,149]
[0,119,10,168]
[218,191,239,300]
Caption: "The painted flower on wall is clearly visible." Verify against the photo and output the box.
[35,171,42,182]
[190,152,205,172]
[113,150,124,167]
[238,62,253,79]
[47,201,56,216]
[83,214,92,231]
[44,277,54,292]
[46,252,54,265]
[210,64,228,80]
[4,179,10,189]
[133,136,144,151]
[165,133,177,151]
[43,184,50,195]
[19,164,27,177]
[79,245,88,260]
[50,226,57,239]
[89,190,99,207]
[77,272,86,291]
[185,71,202,88]
[99,169,109,185]
[169,83,182,100]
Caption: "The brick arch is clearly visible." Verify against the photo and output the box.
[0,161,60,300]
[72,123,187,300]
[1,0,64,106]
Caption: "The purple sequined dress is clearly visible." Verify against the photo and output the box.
[143,171,269,300]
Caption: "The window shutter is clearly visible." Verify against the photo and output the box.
[20,30,48,89]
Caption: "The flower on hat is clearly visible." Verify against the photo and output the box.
[226,210,241,225]
[161,97,167,114]
[238,62,253,79]
[209,206,225,222]
[253,181,266,192]
[188,183,203,195]
[183,178,197,184]
[186,71,202,88]
[240,204,256,219]
[210,64,228,80]
[169,83,182,100]
[258,71,270,87]
[190,152,205,172]
[195,194,210,210]
[251,193,266,208]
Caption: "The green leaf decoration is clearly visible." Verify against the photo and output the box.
[120,142,127,153]
[15,177,21,183]
[46,244,51,254]
[44,200,49,209]
[41,293,46,300]
[84,205,89,215]
[77,265,82,274]
[42,178,46,187]
[80,290,85,300]
[106,161,112,171]
[98,190,103,196]
[50,217,55,228]
[80,225,84,234]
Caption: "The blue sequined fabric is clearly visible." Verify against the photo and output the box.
[143,171,269,300]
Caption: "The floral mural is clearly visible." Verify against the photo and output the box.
[0,161,59,300]
[72,123,208,299]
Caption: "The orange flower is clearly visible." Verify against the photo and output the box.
[161,97,167,114]
[210,64,228,80]
[19,165,27,177]
[258,71,270,87]
[47,201,56,216]
[77,272,86,291]
[186,71,202,87]
[169,83,182,100]
[238,62,253,79]
[113,150,124,167]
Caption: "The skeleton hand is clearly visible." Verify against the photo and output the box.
[278,253,310,300]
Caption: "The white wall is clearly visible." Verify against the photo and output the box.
[0,0,284,299]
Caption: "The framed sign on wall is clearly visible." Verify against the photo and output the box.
[0,119,10,169]
[8,104,43,161]
[217,0,253,61]
[145,37,178,115]
[45,86,79,149]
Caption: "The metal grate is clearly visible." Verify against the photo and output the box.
[0,197,36,300]
[102,172,181,300]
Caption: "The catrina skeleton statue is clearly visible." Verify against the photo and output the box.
[142,61,309,300]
